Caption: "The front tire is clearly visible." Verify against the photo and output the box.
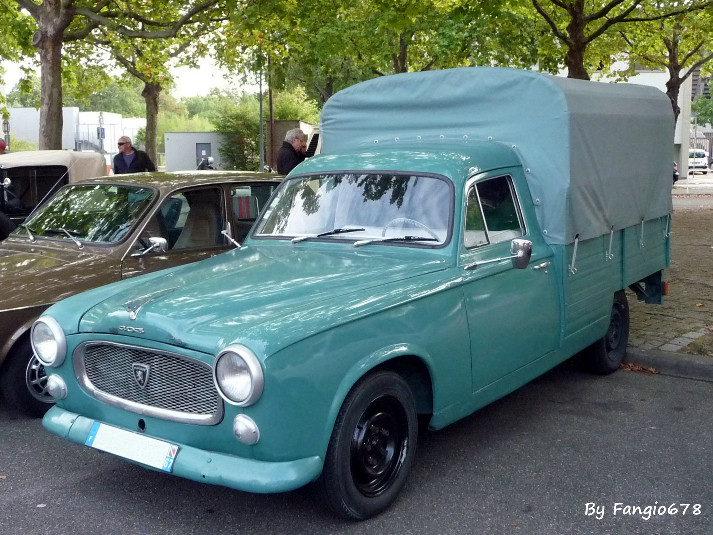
[582,291,630,375]
[1,339,54,417]
[316,371,418,520]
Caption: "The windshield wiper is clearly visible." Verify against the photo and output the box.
[18,224,37,243]
[353,235,439,247]
[291,227,366,243]
[45,227,84,249]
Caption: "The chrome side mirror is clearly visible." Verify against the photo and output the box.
[510,238,532,269]
[2,177,11,188]
[132,236,168,257]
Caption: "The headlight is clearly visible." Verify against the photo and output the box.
[213,344,264,406]
[31,316,67,367]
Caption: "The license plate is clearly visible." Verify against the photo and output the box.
[85,422,179,473]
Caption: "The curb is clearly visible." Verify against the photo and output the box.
[624,348,713,382]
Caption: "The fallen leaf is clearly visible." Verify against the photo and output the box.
[0,475,6,479]
[696,303,704,307]
[621,363,660,374]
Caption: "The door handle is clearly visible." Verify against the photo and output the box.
[532,261,552,271]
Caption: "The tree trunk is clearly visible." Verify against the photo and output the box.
[564,1,590,80]
[392,31,411,73]
[141,82,161,163]
[35,4,71,150]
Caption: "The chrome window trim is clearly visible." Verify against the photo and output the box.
[73,341,224,426]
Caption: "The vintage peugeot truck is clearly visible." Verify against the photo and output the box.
[36,68,672,520]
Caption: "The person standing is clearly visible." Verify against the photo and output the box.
[113,136,156,174]
[0,140,6,154]
[276,128,307,175]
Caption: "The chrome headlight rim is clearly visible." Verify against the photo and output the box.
[213,344,264,407]
[31,316,67,367]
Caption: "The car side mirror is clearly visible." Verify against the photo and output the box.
[132,236,168,257]
[511,238,532,269]
[2,177,10,188]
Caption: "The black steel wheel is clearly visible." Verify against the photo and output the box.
[316,370,417,520]
[0,338,54,417]
[583,290,630,375]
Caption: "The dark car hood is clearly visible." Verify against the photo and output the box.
[77,243,451,355]
[0,239,117,310]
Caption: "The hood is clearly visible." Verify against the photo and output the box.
[78,243,451,355]
[0,239,116,310]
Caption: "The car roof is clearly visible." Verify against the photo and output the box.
[74,170,282,192]
[0,150,108,181]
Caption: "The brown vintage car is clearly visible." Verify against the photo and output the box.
[0,170,280,416]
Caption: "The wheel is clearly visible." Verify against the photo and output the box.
[381,217,438,239]
[315,371,418,520]
[0,338,54,417]
[582,291,630,375]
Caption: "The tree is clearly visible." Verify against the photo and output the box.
[617,8,713,122]
[222,0,538,104]
[10,0,222,150]
[0,2,34,119]
[692,95,713,126]
[529,0,711,80]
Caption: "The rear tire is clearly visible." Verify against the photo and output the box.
[583,291,629,375]
[1,339,54,417]
[315,371,418,520]
[0,212,15,240]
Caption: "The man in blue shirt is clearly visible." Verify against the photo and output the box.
[113,136,156,174]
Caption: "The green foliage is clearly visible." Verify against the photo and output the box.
[273,86,320,123]
[692,96,713,126]
[213,87,321,170]
[214,97,262,170]
[7,134,38,152]
[182,89,238,121]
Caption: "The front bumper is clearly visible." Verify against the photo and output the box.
[43,406,323,493]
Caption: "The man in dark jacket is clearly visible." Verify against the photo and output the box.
[113,136,156,174]
[276,128,307,175]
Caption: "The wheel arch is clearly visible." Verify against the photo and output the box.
[319,347,435,458]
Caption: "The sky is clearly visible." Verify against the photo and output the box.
[1,58,257,100]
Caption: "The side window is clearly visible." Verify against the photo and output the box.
[231,184,276,242]
[143,187,223,251]
[464,175,523,249]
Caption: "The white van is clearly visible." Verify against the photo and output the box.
[688,148,709,174]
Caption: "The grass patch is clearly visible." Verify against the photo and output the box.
[681,333,713,357]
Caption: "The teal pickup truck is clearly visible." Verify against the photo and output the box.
[35,67,672,520]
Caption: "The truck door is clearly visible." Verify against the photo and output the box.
[460,173,560,391]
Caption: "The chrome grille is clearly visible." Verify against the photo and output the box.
[74,341,223,425]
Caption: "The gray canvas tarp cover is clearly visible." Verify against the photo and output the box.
[320,67,674,245]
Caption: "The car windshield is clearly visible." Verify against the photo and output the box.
[253,173,452,246]
[13,184,156,243]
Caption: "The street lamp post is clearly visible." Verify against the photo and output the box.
[2,119,9,152]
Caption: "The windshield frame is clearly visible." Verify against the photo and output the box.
[11,182,159,247]
[251,171,455,249]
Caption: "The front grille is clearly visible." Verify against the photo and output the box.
[74,342,223,425]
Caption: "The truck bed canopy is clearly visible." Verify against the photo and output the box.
[320,67,674,245]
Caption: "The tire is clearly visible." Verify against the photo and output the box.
[315,371,418,520]
[0,338,54,417]
[582,291,630,375]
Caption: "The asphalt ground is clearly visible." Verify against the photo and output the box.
[624,174,713,382]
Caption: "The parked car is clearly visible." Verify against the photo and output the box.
[37,68,671,519]
[0,150,108,239]
[0,171,280,416]
[688,148,709,174]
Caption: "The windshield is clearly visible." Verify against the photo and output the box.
[13,184,156,243]
[253,173,452,246]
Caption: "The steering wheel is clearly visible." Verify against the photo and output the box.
[382,217,438,239]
